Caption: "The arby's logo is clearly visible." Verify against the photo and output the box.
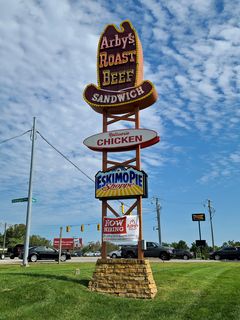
[83,20,158,114]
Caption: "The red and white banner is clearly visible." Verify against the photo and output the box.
[103,216,139,242]
[53,238,82,249]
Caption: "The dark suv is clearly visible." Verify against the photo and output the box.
[173,249,193,260]
[209,247,240,260]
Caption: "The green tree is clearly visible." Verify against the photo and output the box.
[190,241,211,259]
[6,224,26,247]
[171,240,189,250]
[106,242,119,253]
[5,224,51,248]
[222,240,240,247]
[29,235,51,247]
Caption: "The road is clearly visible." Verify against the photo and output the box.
[0,256,224,265]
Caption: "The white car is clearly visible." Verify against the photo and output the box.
[108,250,122,258]
[83,251,95,257]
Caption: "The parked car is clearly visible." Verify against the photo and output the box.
[209,247,240,260]
[83,251,95,257]
[121,242,174,260]
[8,244,24,259]
[94,251,101,257]
[19,246,71,262]
[173,249,193,260]
[108,250,122,258]
[71,250,83,257]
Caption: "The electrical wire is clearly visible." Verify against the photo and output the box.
[0,130,31,145]
[37,131,95,183]
[37,131,132,210]
[157,198,203,206]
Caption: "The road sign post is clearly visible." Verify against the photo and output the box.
[12,198,36,203]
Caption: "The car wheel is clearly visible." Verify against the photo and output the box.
[0,254,5,260]
[214,255,220,260]
[10,254,14,259]
[30,254,38,262]
[160,252,170,260]
[183,255,189,260]
[60,254,67,262]
[111,253,117,259]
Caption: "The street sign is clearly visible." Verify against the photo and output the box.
[192,213,205,221]
[196,240,206,247]
[12,198,36,203]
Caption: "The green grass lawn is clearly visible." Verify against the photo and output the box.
[0,261,240,320]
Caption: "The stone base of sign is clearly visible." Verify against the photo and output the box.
[88,258,157,299]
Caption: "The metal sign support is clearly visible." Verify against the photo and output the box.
[101,107,144,260]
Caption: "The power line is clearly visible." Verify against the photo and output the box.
[37,131,95,183]
[157,198,203,206]
[37,131,129,208]
[0,130,31,145]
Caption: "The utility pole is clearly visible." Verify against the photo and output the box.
[23,117,36,267]
[155,198,162,246]
[208,199,215,251]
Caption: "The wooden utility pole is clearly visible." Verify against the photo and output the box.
[208,199,215,250]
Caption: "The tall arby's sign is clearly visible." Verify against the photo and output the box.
[83,20,159,299]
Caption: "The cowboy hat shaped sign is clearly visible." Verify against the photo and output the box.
[83,20,158,114]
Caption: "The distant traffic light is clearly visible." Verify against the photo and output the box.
[121,203,124,214]
[97,223,101,231]
[66,226,71,232]
[81,224,84,232]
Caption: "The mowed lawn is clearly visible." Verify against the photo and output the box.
[0,261,240,320]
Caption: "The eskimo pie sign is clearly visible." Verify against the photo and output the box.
[83,128,160,152]
[95,167,148,199]
[83,20,158,114]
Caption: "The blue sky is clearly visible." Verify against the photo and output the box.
[0,0,239,247]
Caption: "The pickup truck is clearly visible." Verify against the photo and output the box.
[121,241,174,260]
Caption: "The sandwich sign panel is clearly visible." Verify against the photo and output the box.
[83,128,159,152]
[95,167,148,199]
[103,216,139,242]
[83,20,157,114]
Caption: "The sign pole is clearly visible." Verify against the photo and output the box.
[198,221,203,258]
[1,223,7,259]
[101,110,108,259]
[135,107,144,260]
[198,221,202,240]
[23,117,36,267]
[58,226,63,264]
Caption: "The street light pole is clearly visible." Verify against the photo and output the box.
[23,117,36,267]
